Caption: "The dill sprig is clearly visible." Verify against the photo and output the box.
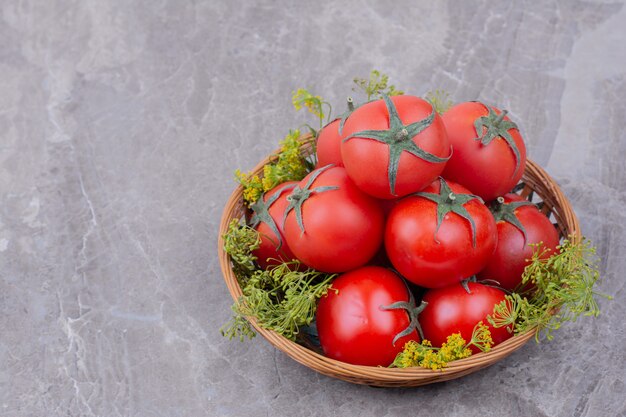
[425,90,454,114]
[235,129,311,206]
[222,263,336,342]
[488,238,612,341]
[391,324,493,370]
[222,219,260,281]
[353,69,404,101]
[467,321,494,353]
[292,88,332,128]
[221,220,336,341]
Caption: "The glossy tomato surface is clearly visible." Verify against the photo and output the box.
[316,119,344,168]
[341,95,449,199]
[478,193,560,291]
[419,282,512,353]
[283,166,384,273]
[252,181,299,269]
[385,179,497,288]
[442,102,526,202]
[316,266,420,366]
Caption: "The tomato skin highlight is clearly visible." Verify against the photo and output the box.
[384,179,497,288]
[442,102,526,202]
[419,282,512,353]
[283,166,385,273]
[252,181,299,269]
[341,95,450,199]
[477,193,560,292]
[316,266,420,366]
[316,119,344,168]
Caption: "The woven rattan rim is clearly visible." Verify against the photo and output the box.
[218,139,581,387]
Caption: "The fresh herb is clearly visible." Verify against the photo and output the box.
[488,238,611,341]
[292,88,332,128]
[353,69,404,101]
[391,322,494,370]
[425,90,454,114]
[221,219,335,341]
[468,321,495,352]
[222,262,336,342]
[221,307,257,342]
[222,219,260,280]
[235,129,311,206]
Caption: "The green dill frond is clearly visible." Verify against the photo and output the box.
[235,263,336,341]
[292,88,332,128]
[489,238,611,341]
[425,90,454,114]
[220,229,336,342]
[222,219,260,280]
[353,70,404,101]
[236,129,310,207]
[220,302,257,342]
[466,321,494,353]
[235,170,264,207]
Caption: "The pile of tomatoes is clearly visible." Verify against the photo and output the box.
[251,94,560,367]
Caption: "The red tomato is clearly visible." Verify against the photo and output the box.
[250,182,299,269]
[316,266,423,366]
[316,119,344,168]
[315,97,358,168]
[385,178,497,288]
[442,102,527,202]
[478,193,560,292]
[341,95,450,199]
[419,282,512,353]
[283,165,385,273]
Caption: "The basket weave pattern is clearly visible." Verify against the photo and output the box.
[218,140,581,387]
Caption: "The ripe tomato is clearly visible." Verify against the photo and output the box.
[442,102,526,202]
[250,181,299,269]
[315,98,357,168]
[316,266,423,366]
[341,94,450,199]
[477,193,560,292]
[315,118,344,168]
[419,282,512,353]
[282,165,384,273]
[385,178,497,288]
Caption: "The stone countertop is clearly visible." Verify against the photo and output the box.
[1,1,624,416]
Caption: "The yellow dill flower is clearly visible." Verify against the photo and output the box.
[261,165,275,191]
[400,355,414,368]
[445,333,472,359]
[234,129,309,207]
[468,321,494,353]
[292,89,325,121]
[391,337,470,370]
[235,170,264,206]
[420,350,446,371]
[438,333,466,362]
[391,340,427,368]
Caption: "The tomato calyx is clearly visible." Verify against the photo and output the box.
[249,183,297,249]
[460,277,474,294]
[380,287,427,345]
[336,97,357,135]
[415,177,483,247]
[460,276,503,293]
[473,106,522,177]
[464,275,506,294]
[490,196,536,245]
[343,94,450,196]
[282,165,339,235]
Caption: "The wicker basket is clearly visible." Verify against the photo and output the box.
[218,138,581,387]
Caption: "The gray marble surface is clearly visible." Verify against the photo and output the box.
[1,1,625,416]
